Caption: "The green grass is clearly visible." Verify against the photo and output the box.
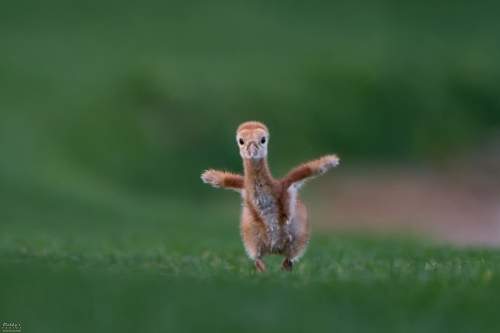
[2,230,500,333]
[2,0,500,331]
[1,176,500,332]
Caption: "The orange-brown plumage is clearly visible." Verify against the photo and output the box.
[236,121,269,134]
[201,121,339,272]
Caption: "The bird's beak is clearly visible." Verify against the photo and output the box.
[247,142,258,157]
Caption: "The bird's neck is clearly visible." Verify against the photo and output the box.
[243,157,273,188]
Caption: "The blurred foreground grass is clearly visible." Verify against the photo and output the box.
[1,180,500,332]
[2,230,500,333]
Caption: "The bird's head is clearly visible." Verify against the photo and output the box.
[236,121,269,160]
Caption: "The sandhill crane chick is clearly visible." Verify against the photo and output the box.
[201,121,339,272]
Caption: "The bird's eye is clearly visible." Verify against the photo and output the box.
[261,137,266,144]
[239,138,244,145]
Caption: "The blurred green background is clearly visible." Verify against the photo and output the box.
[2,0,499,197]
[1,0,500,332]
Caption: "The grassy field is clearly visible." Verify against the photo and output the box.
[2,239,500,333]
[1,0,500,331]
[1,179,500,332]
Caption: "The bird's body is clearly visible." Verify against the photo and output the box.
[240,156,309,271]
[201,121,338,272]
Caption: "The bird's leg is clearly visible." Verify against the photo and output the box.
[254,258,266,273]
[280,259,293,272]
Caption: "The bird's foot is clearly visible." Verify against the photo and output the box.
[280,259,293,272]
[254,258,266,273]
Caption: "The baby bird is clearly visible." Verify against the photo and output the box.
[201,121,339,272]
